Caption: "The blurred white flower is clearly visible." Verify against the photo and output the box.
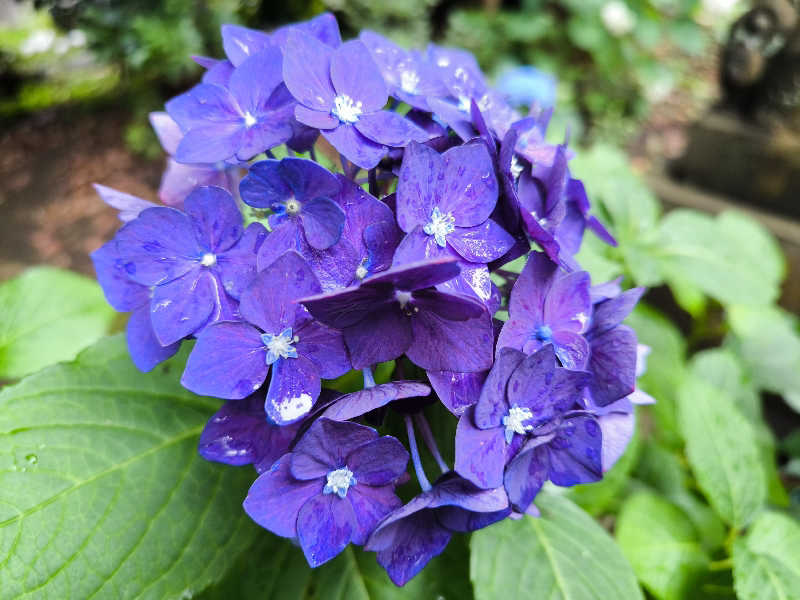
[20,29,56,56]
[601,1,636,36]
[702,0,740,17]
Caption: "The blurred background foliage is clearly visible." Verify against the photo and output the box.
[5,1,800,599]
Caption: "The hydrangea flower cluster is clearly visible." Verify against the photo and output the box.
[91,13,651,587]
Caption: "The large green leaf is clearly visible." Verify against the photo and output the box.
[677,377,766,528]
[0,267,116,379]
[733,511,800,600]
[616,492,708,600]
[657,211,784,307]
[0,335,258,599]
[470,493,643,600]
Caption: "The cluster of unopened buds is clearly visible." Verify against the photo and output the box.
[91,13,652,586]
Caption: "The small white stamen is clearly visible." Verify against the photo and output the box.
[285,198,301,215]
[395,290,412,309]
[502,405,534,444]
[510,156,524,180]
[355,264,368,280]
[243,111,257,127]
[323,467,357,498]
[262,328,298,364]
[200,253,217,267]
[400,70,420,94]
[331,94,363,124]
[457,95,471,113]
[576,311,589,329]
[423,206,456,247]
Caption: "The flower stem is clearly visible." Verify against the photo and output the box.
[415,413,449,474]
[368,168,378,197]
[405,414,432,492]
[708,558,733,571]
[309,146,317,162]
[362,366,376,389]
[266,149,276,159]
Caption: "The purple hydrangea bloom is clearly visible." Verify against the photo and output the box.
[199,393,305,471]
[359,30,448,111]
[182,251,349,424]
[166,46,298,163]
[365,473,508,586]
[240,157,345,250]
[243,418,409,567]
[455,345,600,511]
[321,381,432,421]
[110,186,265,346]
[283,32,428,169]
[497,251,592,369]
[299,258,494,372]
[393,142,514,302]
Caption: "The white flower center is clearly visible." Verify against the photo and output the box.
[285,198,301,215]
[502,405,534,444]
[400,70,420,94]
[355,264,368,280]
[243,111,257,127]
[324,466,357,498]
[200,253,217,267]
[395,290,413,309]
[423,206,456,247]
[457,95,472,113]
[510,156,524,180]
[262,328,299,364]
[331,94,363,124]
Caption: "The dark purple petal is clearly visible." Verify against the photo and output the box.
[181,321,267,399]
[407,307,493,372]
[547,415,603,487]
[295,104,339,129]
[321,125,387,170]
[279,157,341,203]
[590,277,623,303]
[439,143,498,227]
[295,319,350,379]
[551,330,591,370]
[589,287,645,338]
[427,369,486,416]
[300,197,346,250]
[199,395,300,469]
[150,270,215,345]
[228,48,284,114]
[412,289,486,321]
[455,408,506,489]
[322,381,431,421]
[265,355,321,425]
[93,184,156,223]
[506,345,557,411]
[243,454,319,538]
[504,444,549,512]
[588,324,638,406]
[256,221,303,270]
[363,221,401,273]
[474,346,526,429]
[297,492,356,567]
[392,226,450,265]
[330,40,387,112]
[291,418,379,480]
[346,436,409,485]
[239,251,321,334]
[183,186,243,253]
[428,473,509,512]
[396,142,444,232]
[436,504,510,533]
[216,222,266,299]
[435,262,494,309]
[366,256,461,291]
[347,485,403,545]
[304,238,361,291]
[355,110,427,147]
[126,304,180,372]
[221,24,272,66]
[113,207,199,286]
[446,220,515,263]
[240,159,292,209]
[345,309,413,369]
[282,31,336,111]
[300,283,392,330]
[544,270,591,333]
[505,251,557,328]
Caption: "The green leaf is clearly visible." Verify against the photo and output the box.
[0,335,258,599]
[470,493,643,600]
[677,377,766,528]
[733,511,800,600]
[0,267,116,379]
[311,535,472,600]
[657,211,784,306]
[616,492,709,600]
[728,305,800,408]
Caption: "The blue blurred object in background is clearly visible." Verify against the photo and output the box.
[495,65,557,109]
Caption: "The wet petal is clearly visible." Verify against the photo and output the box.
[347,436,409,485]
[265,355,321,425]
[447,220,515,263]
[455,408,506,489]
[149,269,215,345]
[297,493,356,567]
[282,30,336,111]
[183,186,243,253]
